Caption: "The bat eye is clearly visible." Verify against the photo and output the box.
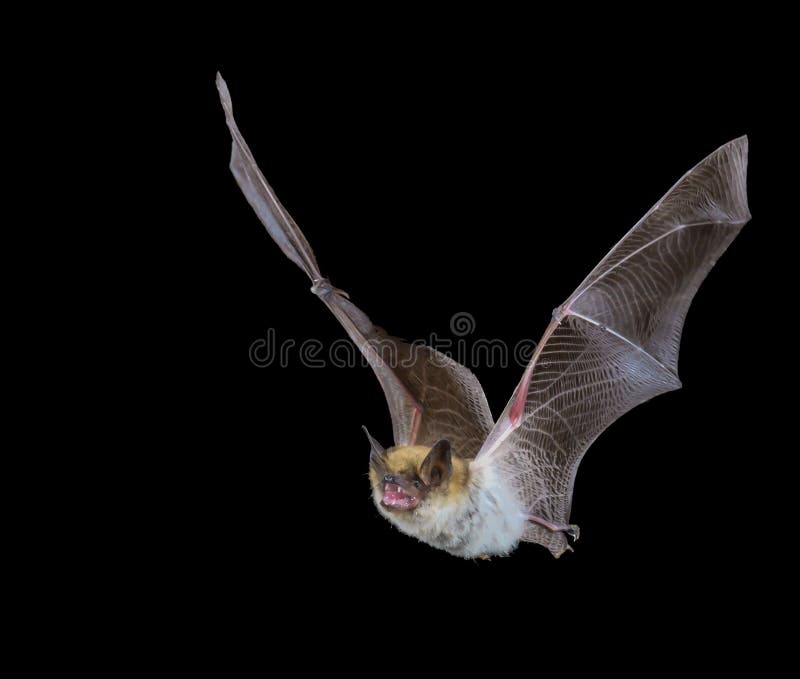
[413,480,421,489]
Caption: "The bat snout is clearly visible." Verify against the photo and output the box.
[381,475,421,511]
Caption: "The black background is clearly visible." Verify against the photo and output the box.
[159,42,789,653]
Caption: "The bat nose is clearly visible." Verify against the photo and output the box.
[383,475,398,484]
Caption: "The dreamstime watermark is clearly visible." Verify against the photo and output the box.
[249,312,537,370]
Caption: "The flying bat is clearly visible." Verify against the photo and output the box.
[217,74,750,558]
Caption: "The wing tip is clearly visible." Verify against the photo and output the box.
[704,134,751,224]
[712,134,749,165]
[215,71,228,95]
[216,71,234,122]
[705,134,748,160]
[725,135,748,174]
[728,133,748,147]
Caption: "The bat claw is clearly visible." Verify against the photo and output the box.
[528,514,580,541]
[311,277,349,298]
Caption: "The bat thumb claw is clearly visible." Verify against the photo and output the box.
[311,277,350,299]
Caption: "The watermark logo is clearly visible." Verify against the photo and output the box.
[450,311,476,336]
[249,312,536,370]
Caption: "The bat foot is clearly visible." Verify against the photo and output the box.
[528,514,580,541]
[477,554,491,561]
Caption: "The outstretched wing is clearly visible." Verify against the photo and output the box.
[473,137,750,556]
[217,74,493,456]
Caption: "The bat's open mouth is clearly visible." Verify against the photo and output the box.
[382,482,419,510]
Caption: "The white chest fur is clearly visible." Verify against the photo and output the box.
[375,464,527,558]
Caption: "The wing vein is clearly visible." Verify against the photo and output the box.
[565,310,678,379]
[567,219,746,310]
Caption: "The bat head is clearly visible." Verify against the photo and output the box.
[367,436,456,513]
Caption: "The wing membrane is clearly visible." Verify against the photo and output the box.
[218,74,493,455]
[474,137,750,556]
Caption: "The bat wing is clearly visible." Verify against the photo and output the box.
[473,137,750,556]
[217,74,493,456]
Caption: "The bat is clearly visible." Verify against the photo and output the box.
[217,73,750,558]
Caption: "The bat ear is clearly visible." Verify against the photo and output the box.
[362,425,385,455]
[420,439,452,488]
[363,426,386,471]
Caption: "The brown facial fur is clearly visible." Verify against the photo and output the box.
[369,443,470,511]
